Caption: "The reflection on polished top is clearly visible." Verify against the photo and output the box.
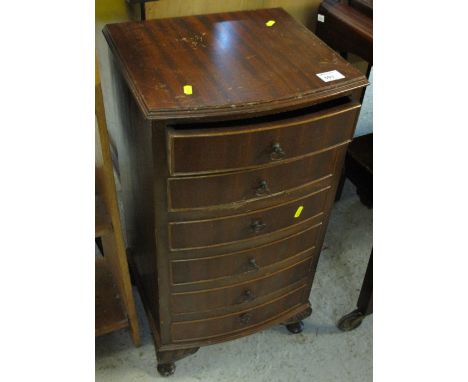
[103,8,367,121]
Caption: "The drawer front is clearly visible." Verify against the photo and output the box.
[171,285,305,342]
[171,256,312,315]
[171,224,321,285]
[169,187,330,250]
[168,148,338,211]
[168,102,359,175]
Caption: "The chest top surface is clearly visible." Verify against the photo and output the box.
[104,8,367,121]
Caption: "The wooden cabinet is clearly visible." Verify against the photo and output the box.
[103,8,367,376]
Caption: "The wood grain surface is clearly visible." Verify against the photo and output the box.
[167,100,359,175]
[169,187,330,250]
[103,8,367,120]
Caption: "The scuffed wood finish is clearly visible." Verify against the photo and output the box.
[104,8,367,374]
[168,150,337,211]
[103,8,366,121]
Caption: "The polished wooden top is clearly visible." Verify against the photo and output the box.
[104,8,367,121]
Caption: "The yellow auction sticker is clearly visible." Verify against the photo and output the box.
[265,20,276,27]
[183,85,193,95]
[294,206,304,218]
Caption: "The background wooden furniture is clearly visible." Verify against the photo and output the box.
[336,133,373,330]
[103,8,367,375]
[335,133,372,205]
[315,0,373,63]
[95,57,140,346]
[337,251,373,330]
[315,0,373,78]
[317,0,373,199]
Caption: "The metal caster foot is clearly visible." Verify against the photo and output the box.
[337,310,365,331]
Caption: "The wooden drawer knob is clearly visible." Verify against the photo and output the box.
[270,143,286,160]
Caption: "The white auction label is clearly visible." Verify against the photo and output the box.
[317,14,325,22]
[316,70,345,82]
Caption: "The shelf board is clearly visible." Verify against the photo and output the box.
[95,257,128,337]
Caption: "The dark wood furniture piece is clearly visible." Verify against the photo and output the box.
[315,0,373,83]
[103,8,367,376]
[316,0,373,197]
[95,56,140,345]
[315,0,372,64]
[349,0,373,17]
[336,133,373,330]
[336,133,372,206]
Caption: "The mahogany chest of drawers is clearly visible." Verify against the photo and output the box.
[103,8,367,376]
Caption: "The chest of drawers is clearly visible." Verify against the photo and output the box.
[103,8,367,376]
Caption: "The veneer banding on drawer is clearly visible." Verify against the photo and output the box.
[171,285,306,342]
[167,147,340,211]
[170,223,321,287]
[168,173,336,223]
[171,256,313,315]
[170,278,310,323]
[168,186,330,250]
[167,100,360,176]
[169,212,324,260]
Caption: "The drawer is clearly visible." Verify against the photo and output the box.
[169,186,330,250]
[168,148,339,211]
[167,99,360,175]
[171,256,312,315]
[171,285,306,342]
[170,224,321,286]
